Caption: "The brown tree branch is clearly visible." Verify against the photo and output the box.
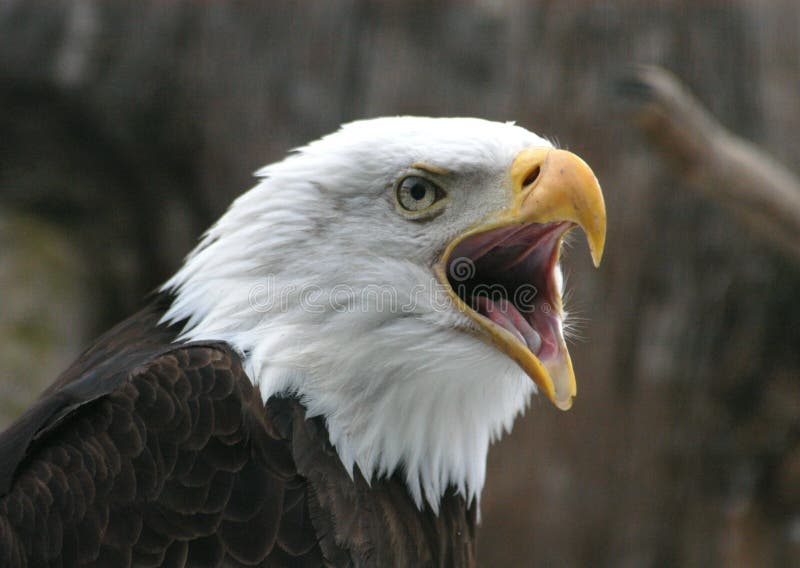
[621,65,800,261]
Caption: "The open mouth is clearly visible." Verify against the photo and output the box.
[433,147,606,410]
[444,221,572,362]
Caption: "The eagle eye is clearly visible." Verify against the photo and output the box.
[396,176,445,213]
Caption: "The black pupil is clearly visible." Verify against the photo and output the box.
[409,182,428,201]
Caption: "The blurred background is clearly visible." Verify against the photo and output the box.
[1,1,799,565]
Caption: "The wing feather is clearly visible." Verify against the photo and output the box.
[0,343,325,567]
[0,297,478,566]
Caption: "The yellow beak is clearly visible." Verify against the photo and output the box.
[510,148,606,268]
[435,148,606,410]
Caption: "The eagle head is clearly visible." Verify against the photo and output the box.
[162,117,606,509]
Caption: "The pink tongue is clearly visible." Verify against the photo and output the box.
[472,296,543,355]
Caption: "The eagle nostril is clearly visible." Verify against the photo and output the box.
[523,165,541,187]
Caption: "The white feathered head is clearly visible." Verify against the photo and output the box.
[163,117,606,510]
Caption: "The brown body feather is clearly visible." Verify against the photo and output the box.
[0,298,477,567]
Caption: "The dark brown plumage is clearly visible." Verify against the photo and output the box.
[0,297,476,567]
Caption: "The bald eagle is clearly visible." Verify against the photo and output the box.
[0,117,605,567]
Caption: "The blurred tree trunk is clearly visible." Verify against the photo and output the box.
[1,1,798,565]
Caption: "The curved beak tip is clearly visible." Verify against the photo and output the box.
[589,215,606,268]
